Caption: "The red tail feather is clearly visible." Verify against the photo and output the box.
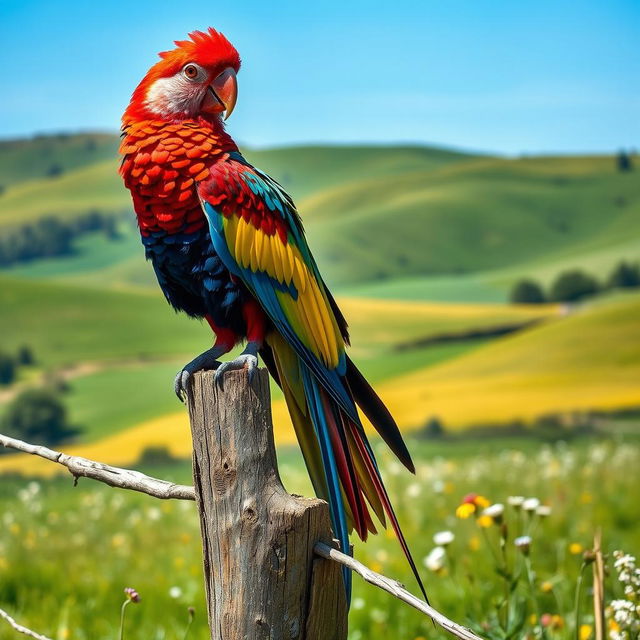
[348,420,429,603]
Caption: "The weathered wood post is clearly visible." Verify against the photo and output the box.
[187,368,348,640]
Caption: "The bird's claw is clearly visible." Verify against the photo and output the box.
[214,353,259,390]
[174,347,225,403]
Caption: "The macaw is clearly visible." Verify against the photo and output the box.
[120,28,425,600]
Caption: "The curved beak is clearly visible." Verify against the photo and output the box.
[209,67,238,120]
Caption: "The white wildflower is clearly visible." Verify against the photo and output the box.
[482,503,505,520]
[147,506,162,521]
[536,505,552,517]
[433,531,455,547]
[507,496,525,508]
[522,498,540,512]
[406,483,422,498]
[514,536,532,554]
[424,547,446,572]
[352,597,366,610]
[169,586,182,599]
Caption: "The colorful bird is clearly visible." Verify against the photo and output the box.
[120,28,425,600]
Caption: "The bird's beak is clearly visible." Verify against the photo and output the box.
[202,67,237,120]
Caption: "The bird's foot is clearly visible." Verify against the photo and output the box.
[214,341,260,390]
[174,346,227,402]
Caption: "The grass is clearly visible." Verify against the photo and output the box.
[0,274,214,367]
[63,361,186,443]
[0,435,638,639]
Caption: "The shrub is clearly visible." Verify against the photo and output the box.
[0,352,16,385]
[137,445,178,466]
[608,260,640,289]
[2,389,79,445]
[549,270,599,303]
[16,345,35,366]
[617,150,633,172]
[510,279,546,304]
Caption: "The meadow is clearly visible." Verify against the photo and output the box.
[1,434,639,639]
[1,134,639,639]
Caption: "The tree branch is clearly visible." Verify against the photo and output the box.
[0,433,194,501]
[0,433,485,640]
[314,543,484,640]
[0,607,53,640]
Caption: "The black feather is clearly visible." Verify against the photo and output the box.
[346,357,415,473]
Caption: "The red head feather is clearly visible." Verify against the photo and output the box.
[123,28,240,124]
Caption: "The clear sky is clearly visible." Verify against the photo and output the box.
[1,0,638,154]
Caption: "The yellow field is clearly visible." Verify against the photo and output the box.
[339,296,557,352]
[376,292,640,428]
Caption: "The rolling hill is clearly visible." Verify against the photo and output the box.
[1,134,637,297]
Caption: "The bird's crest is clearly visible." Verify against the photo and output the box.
[158,28,240,73]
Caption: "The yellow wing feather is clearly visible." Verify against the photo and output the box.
[222,212,343,369]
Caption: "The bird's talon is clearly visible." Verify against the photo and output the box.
[213,353,259,391]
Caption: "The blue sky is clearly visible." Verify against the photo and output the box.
[1,0,638,154]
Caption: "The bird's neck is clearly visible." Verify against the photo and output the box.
[121,115,238,153]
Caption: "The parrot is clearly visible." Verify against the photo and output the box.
[120,28,426,601]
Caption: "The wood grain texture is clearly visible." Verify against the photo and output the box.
[187,368,347,640]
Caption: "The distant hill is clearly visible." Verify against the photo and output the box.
[0,133,638,293]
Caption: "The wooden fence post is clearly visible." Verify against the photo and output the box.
[187,368,348,640]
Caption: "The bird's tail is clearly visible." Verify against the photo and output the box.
[266,331,427,603]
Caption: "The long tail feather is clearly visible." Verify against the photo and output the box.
[267,333,427,604]
[348,421,429,603]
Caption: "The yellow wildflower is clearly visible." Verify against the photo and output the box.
[580,492,593,504]
[579,624,592,640]
[541,581,553,593]
[111,533,126,548]
[529,614,537,625]
[569,542,584,555]
[456,503,476,519]
[469,536,481,551]
[609,620,620,633]
[457,493,490,518]
[477,515,493,528]
[371,562,383,573]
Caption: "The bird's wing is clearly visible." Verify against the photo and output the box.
[198,152,356,417]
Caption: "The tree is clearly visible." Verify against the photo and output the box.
[0,352,16,385]
[46,163,64,178]
[608,260,640,289]
[2,389,79,445]
[549,270,599,303]
[421,416,445,439]
[510,279,546,304]
[16,345,35,366]
[617,150,633,172]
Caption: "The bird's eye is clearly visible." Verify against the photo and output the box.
[183,64,200,80]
